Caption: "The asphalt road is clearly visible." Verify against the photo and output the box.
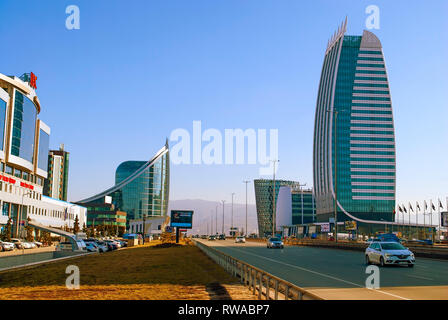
[197,239,448,300]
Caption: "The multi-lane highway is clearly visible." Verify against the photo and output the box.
[197,239,448,300]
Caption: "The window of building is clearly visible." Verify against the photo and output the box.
[22,171,29,181]
[36,177,42,186]
[0,162,4,172]
[13,168,21,178]
[37,129,50,171]
[11,90,37,164]
[0,98,6,151]
[5,165,12,175]
[2,202,9,216]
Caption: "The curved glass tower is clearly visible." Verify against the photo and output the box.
[77,142,170,225]
[313,20,396,223]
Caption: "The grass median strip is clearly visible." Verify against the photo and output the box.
[0,242,253,300]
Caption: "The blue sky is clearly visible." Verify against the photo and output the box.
[0,0,447,207]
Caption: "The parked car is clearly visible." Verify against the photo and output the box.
[235,236,246,243]
[208,235,216,241]
[94,241,109,253]
[85,242,99,253]
[22,242,33,249]
[365,241,415,267]
[218,234,226,240]
[33,241,43,247]
[104,240,119,250]
[10,238,23,249]
[267,237,284,249]
[0,240,15,251]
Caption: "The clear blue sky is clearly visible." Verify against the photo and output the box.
[1,0,447,207]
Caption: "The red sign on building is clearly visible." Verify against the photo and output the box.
[29,72,37,90]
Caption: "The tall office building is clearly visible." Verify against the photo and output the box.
[77,142,170,230]
[0,72,86,237]
[313,20,396,223]
[254,179,299,237]
[43,145,69,201]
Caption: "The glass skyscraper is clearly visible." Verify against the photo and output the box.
[313,20,396,223]
[77,142,170,228]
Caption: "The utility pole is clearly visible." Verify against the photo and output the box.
[243,180,250,237]
[221,200,226,235]
[271,159,279,237]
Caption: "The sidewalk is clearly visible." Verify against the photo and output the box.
[0,246,56,257]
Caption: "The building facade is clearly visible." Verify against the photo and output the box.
[0,72,85,237]
[83,196,126,234]
[276,186,316,228]
[77,142,170,229]
[313,20,396,224]
[291,188,315,225]
[43,144,69,201]
[254,179,299,237]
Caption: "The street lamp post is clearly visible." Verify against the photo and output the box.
[231,193,235,236]
[20,191,33,239]
[142,214,147,244]
[298,183,307,225]
[271,160,279,237]
[215,205,218,235]
[243,180,250,237]
[221,200,226,235]
[326,109,346,243]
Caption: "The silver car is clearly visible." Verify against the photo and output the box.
[365,241,415,267]
[235,236,246,243]
[267,237,284,249]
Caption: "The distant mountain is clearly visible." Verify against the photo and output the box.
[168,199,258,235]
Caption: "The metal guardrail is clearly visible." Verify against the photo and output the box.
[194,240,322,300]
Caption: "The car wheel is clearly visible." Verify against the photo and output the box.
[408,263,414,268]
[379,257,385,267]
[365,255,371,265]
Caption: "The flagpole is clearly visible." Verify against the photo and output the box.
[416,201,419,239]
[430,200,434,242]
[408,202,411,240]
[438,198,442,242]
[424,200,427,239]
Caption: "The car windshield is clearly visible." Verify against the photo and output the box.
[381,243,405,250]
[270,238,280,242]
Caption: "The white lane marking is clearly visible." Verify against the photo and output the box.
[207,241,410,300]
[407,275,434,281]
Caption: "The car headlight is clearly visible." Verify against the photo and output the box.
[385,254,392,258]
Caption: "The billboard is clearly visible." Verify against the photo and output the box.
[309,226,316,234]
[170,210,194,229]
[321,223,330,233]
[345,221,357,231]
[442,212,448,227]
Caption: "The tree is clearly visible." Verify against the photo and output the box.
[73,215,80,234]
[42,231,52,246]
[0,218,12,242]
[82,222,87,234]
[25,217,34,242]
